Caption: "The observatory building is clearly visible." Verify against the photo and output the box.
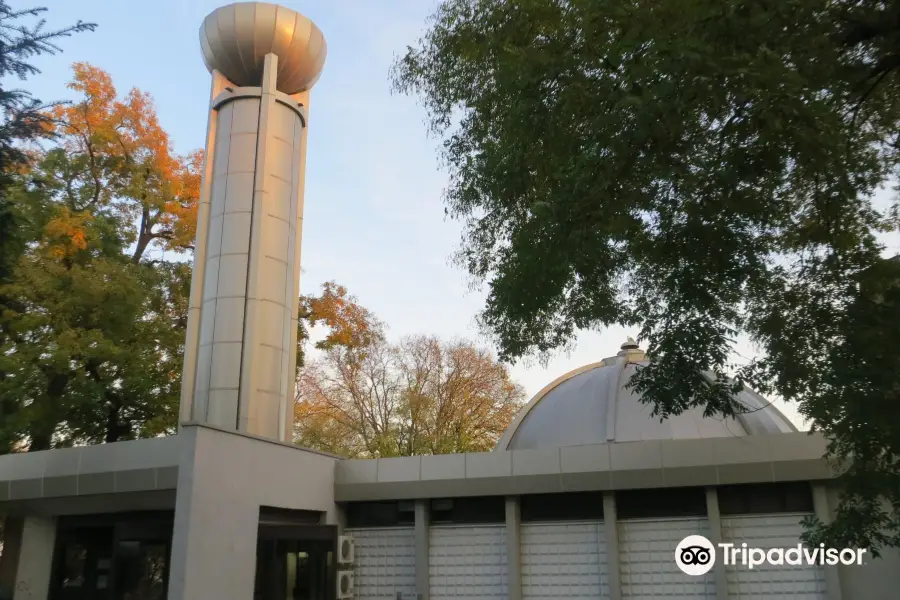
[0,2,899,600]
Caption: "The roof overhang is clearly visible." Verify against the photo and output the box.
[335,431,833,502]
[0,436,183,517]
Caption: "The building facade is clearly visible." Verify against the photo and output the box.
[1,2,899,599]
[2,337,899,599]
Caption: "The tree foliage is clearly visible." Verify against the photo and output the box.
[0,2,95,453]
[394,0,900,553]
[297,281,384,361]
[0,1,95,203]
[44,63,201,261]
[0,62,197,452]
[294,283,524,457]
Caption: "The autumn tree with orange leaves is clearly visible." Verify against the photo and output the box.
[0,63,199,451]
[43,62,201,261]
[294,282,524,457]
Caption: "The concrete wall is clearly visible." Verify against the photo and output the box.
[11,517,55,600]
[166,424,337,600]
[822,486,900,600]
[0,517,23,596]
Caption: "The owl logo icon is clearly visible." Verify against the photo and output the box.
[675,535,716,576]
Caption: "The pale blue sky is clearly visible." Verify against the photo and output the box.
[23,0,900,426]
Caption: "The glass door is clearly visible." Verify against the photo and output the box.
[51,513,174,600]
[51,528,114,600]
[254,532,335,600]
[112,540,169,600]
[284,542,331,600]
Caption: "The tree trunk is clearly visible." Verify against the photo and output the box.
[29,371,68,451]
[86,359,128,444]
[104,400,125,443]
[28,426,53,452]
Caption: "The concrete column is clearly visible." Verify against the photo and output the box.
[415,500,430,600]
[602,492,622,600]
[167,428,260,600]
[12,516,56,600]
[0,517,24,595]
[505,496,523,600]
[705,487,729,600]
[327,503,347,535]
[812,483,843,600]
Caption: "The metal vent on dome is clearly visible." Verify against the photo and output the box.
[620,337,640,351]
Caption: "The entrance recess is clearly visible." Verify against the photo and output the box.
[49,512,173,600]
[254,525,337,600]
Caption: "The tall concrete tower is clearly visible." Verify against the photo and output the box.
[179,2,326,442]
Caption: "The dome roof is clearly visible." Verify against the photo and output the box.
[497,339,797,451]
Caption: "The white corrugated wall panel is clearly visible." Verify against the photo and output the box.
[618,517,717,599]
[721,514,827,599]
[429,524,507,600]
[345,527,416,600]
[521,521,609,600]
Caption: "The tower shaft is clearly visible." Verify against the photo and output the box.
[180,54,308,442]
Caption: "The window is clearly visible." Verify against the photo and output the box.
[344,501,415,528]
[258,506,321,526]
[717,482,814,516]
[430,496,505,524]
[521,492,604,522]
[616,487,708,519]
[61,544,87,588]
[114,540,168,600]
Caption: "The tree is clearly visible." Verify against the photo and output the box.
[393,0,900,553]
[0,3,94,454]
[0,2,95,284]
[0,3,94,588]
[44,63,201,261]
[0,62,199,451]
[0,178,191,449]
[296,280,383,369]
[294,283,524,457]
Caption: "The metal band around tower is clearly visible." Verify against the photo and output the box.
[211,87,308,126]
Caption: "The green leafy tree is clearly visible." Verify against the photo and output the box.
[0,58,199,451]
[0,2,94,453]
[0,2,95,282]
[0,172,188,448]
[394,0,900,553]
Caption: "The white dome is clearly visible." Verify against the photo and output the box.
[497,339,797,451]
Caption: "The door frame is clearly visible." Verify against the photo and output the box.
[255,524,338,600]
[48,526,114,600]
[49,511,175,600]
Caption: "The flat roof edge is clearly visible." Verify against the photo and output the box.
[334,432,832,500]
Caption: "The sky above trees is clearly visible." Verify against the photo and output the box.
[22,0,899,427]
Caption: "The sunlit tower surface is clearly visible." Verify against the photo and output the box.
[179,2,326,442]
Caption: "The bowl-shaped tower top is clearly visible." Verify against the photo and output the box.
[200,2,326,94]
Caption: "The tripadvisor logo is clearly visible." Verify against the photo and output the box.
[676,535,716,576]
[675,535,867,576]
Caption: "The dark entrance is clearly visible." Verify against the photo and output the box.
[254,524,337,600]
[50,512,173,600]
